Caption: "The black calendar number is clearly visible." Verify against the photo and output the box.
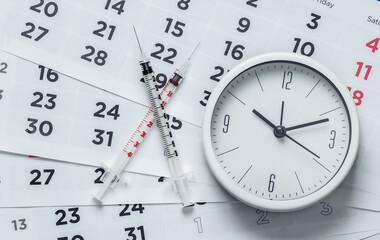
[11,219,27,231]
[256,209,270,225]
[30,0,59,17]
[93,102,120,120]
[93,21,116,40]
[177,0,191,10]
[0,62,8,73]
[39,65,59,82]
[155,73,167,88]
[104,0,125,15]
[164,113,182,130]
[237,17,251,33]
[21,22,49,41]
[25,118,53,136]
[55,207,81,226]
[119,204,145,217]
[199,90,211,106]
[81,46,108,66]
[307,13,321,30]
[92,129,114,146]
[150,43,177,64]
[319,201,333,216]
[0,90,3,100]
[31,92,57,109]
[210,66,225,82]
[246,0,258,8]
[224,41,245,60]
[57,235,84,240]
[293,38,315,57]
[125,226,146,240]
[165,18,186,37]
[30,169,55,185]
[94,168,105,184]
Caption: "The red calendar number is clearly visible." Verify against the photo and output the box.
[355,62,372,80]
[366,38,379,53]
[347,87,364,106]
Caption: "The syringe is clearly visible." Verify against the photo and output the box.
[134,27,199,207]
[93,31,198,203]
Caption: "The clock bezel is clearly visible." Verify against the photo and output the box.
[202,52,359,212]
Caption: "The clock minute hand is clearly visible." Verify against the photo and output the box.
[252,109,276,129]
[286,118,329,131]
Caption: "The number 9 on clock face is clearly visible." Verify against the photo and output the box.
[202,53,359,212]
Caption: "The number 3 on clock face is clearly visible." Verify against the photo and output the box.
[203,53,359,212]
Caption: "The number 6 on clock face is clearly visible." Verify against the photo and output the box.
[203,53,359,212]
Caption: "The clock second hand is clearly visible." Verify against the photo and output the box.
[252,108,320,158]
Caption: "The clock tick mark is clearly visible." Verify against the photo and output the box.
[313,158,331,173]
[305,79,321,98]
[254,70,264,92]
[319,107,341,116]
[217,147,240,156]
[295,171,305,193]
[238,165,253,184]
[227,90,246,105]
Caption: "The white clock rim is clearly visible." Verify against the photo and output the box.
[202,52,360,212]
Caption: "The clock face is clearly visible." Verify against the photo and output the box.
[203,53,359,212]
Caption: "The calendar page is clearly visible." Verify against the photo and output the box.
[1,0,380,239]
[1,189,380,240]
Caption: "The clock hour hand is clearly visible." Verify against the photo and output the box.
[286,118,329,131]
[252,109,276,129]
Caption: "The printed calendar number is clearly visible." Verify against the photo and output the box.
[355,62,372,80]
[93,102,120,120]
[199,90,211,107]
[246,0,258,8]
[177,0,191,10]
[81,46,108,66]
[224,41,245,60]
[104,0,125,15]
[256,209,270,225]
[319,201,333,216]
[11,219,27,231]
[119,204,145,217]
[210,66,225,82]
[155,73,167,88]
[94,168,105,184]
[57,235,84,240]
[0,62,8,73]
[93,21,116,41]
[30,169,55,185]
[150,43,177,64]
[307,13,321,30]
[30,0,59,18]
[39,65,59,82]
[366,38,379,53]
[21,22,49,41]
[165,18,186,37]
[125,226,146,240]
[55,207,81,226]
[237,17,251,33]
[0,90,3,100]
[30,92,57,110]
[347,87,364,106]
[193,217,203,233]
[164,114,182,130]
[92,129,114,146]
[25,118,53,136]
[293,38,315,57]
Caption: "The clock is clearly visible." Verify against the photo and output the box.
[202,53,359,212]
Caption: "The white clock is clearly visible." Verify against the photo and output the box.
[202,53,359,212]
